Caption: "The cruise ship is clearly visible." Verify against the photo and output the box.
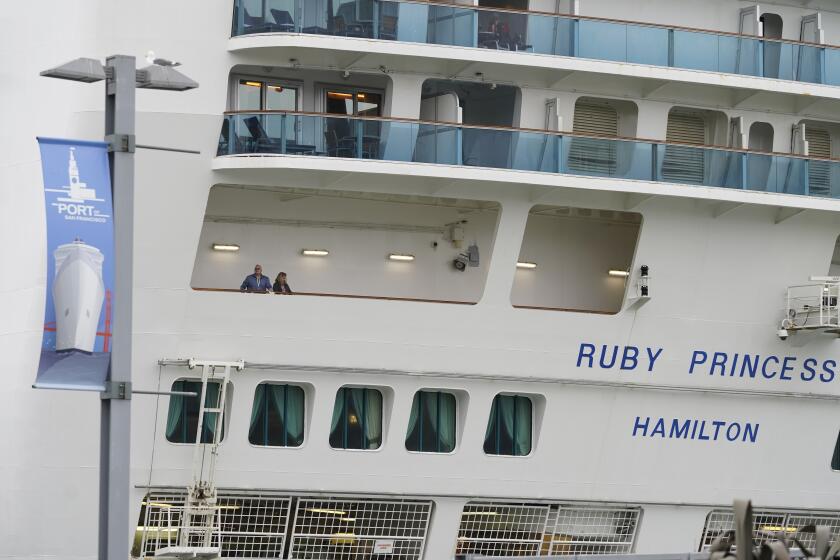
[6,1,840,559]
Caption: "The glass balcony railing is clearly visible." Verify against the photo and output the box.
[231,0,840,86]
[218,112,840,199]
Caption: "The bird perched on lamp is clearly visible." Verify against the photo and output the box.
[145,50,181,67]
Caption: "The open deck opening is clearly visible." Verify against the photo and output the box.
[191,186,500,304]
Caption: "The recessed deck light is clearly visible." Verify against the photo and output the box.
[302,249,329,256]
[608,270,630,277]
[388,253,415,262]
[212,243,240,252]
[306,508,347,515]
[516,262,537,269]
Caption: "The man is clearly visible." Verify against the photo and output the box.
[273,272,293,294]
[240,264,272,293]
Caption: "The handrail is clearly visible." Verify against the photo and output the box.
[191,288,616,313]
[221,110,836,164]
[192,287,476,305]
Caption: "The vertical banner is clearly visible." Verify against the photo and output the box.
[34,138,114,391]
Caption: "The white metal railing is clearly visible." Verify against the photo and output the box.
[700,508,840,552]
[138,492,432,560]
[783,281,840,333]
[139,497,221,557]
[289,497,434,560]
[455,502,641,557]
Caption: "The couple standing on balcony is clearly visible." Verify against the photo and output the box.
[240,264,293,294]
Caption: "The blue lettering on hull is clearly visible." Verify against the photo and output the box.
[632,416,759,443]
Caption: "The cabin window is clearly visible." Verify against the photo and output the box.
[248,383,305,447]
[330,387,383,450]
[166,380,226,444]
[484,394,532,456]
[405,390,457,453]
[236,79,300,112]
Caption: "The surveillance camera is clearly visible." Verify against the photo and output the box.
[453,258,466,272]
[777,328,789,341]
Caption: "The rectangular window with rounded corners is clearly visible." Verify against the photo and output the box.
[330,387,383,450]
[484,394,532,456]
[191,186,500,305]
[405,390,457,453]
[166,380,226,444]
[511,205,642,314]
[249,383,305,447]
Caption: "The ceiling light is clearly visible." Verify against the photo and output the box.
[302,249,329,256]
[462,511,499,516]
[517,262,537,269]
[306,508,347,515]
[242,80,262,87]
[212,243,240,252]
[608,270,630,277]
[388,253,415,262]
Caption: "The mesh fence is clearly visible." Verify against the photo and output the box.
[455,502,640,557]
[700,509,840,552]
[137,492,432,560]
[289,497,433,560]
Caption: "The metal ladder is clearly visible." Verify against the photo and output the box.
[157,359,244,558]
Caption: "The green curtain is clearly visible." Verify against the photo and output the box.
[832,433,840,471]
[498,395,515,454]
[201,383,221,443]
[364,389,383,449]
[269,384,305,446]
[330,388,346,446]
[166,381,185,441]
[284,386,305,444]
[405,393,422,449]
[484,396,498,453]
[513,396,532,456]
[484,395,531,456]
[249,383,266,444]
[437,392,456,453]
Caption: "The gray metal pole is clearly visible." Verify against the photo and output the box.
[100,54,135,560]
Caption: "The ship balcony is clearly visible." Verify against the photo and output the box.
[217,111,840,202]
[230,0,840,93]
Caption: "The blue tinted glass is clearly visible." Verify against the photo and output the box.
[579,20,627,63]
[627,25,669,67]
[673,30,719,72]
[718,35,760,76]
[826,48,840,86]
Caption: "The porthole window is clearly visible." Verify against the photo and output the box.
[483,394,532,456]
[405,390,457,453]
[248,383,305,447]
[166,380,226,444]
[329,387,383,450]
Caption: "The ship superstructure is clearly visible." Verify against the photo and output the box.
[7,1,840,559]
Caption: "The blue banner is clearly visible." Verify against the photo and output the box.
[35,138,114,391]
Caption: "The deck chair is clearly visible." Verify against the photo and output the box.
[270,9,296,32]
[243,116,284,153]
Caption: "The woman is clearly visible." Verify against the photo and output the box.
[273,271,293,294]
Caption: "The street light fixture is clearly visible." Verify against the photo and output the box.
[40,54,197,560]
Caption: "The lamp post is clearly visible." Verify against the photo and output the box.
[40,55,197,560]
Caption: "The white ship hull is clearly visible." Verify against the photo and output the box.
[52,242,104,353]
[7,1,840,559]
